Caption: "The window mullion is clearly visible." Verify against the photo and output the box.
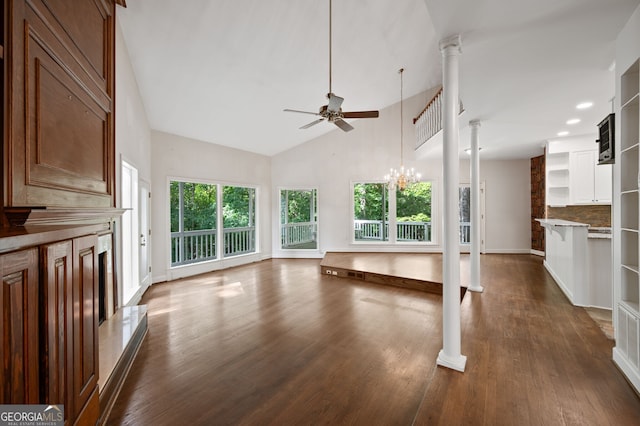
[179,181,185,263]
[388,186,397,243]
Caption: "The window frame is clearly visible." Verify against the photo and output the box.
[278,187,319,251]
[351,179,438,245]
[168,178,259,269]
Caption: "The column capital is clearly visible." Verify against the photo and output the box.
[439,34,462,53]
[469,119,481,128]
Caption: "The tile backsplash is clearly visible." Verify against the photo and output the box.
[546,205,611,227]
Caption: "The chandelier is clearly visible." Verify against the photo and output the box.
[384,68,421,191]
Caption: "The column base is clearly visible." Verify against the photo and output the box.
[436,350,467,372]
[467,284,484,293]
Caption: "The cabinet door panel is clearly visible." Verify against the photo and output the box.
[72,235,99,419]
[571,151,595,204]
[6,0,115,208]
[37,0,112,85]
[0,249,39,403]
[28,50,109,191]
[41,241,74,424]
[594,163,612,203]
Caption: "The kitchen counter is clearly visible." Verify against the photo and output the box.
[536,218,589,227]
[536,219,611,308]
[588,227,612,239]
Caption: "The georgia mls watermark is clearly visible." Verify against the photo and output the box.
[0,405,63,426]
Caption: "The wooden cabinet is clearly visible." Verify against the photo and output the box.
[0,230,104,424]
[41,235,99,426]
[570,150,612,204]
[1,0,121,423]
[71,235,100,424]
[41,240,74,425]
[0,249,39,404]
[4,0,115,209]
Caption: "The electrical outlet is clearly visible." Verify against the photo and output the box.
[332,271,338,275]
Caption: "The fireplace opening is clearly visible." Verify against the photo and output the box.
[99,251,106,324]
[98,233,116,325]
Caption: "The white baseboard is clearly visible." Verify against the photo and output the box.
[272,252,324,259]
[483,249,532,254]
[543,260,580,306]
[530,249,545,257]
[152,275,167,284]
[613,348,640,394]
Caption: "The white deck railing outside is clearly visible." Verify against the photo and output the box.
[281,222,317,248]
[354,219,471,243]
[171,226,256,266]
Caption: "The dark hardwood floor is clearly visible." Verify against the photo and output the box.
[106,255,640,425]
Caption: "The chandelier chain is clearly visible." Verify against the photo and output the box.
[400,68,404,166]
[383,67,421,191]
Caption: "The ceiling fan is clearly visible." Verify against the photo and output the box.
[284,0,379,132]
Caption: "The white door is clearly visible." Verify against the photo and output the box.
[139,180,151,289]
[121,160,140,305]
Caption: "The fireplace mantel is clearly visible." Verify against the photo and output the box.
[0,207,126,254]
[3,206,126,227]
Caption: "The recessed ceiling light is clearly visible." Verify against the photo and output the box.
[464,148,482,154]
[566,118,581,125]
[557,131,569,136]
[576,102,593,110]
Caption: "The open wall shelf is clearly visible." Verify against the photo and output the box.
[546,152,570,206]
[615,57,640,391]
[622,60,640,106]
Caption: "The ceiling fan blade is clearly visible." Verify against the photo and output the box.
[300,118,325,129]
[334,118,354,132]
[342,110,379,119]
[284,108,320,116]
[327,93,344,112]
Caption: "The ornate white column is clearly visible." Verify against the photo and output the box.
[437,34,466,372]
[468,120,484,293]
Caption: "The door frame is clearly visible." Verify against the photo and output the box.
[120,158,140,306]
[139,179,152,290]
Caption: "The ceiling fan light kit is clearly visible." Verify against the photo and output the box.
[283,0,379,132]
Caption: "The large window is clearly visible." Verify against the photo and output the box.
[170,181,256,267]
[222,186,256,257]
[353,181,432,243]
[170,181,217,266]
[280,188,318,250]
[354,183,389,241]
[458,183,486,247]
[459,185,471,244]
[396,182,432,242]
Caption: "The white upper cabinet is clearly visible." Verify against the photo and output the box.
[570,150,612,204]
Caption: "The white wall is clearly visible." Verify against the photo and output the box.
[616,5,640,77]
[115,19,152,182]
[272,90,532,256]
[150,131,272,282]
[115,16,153,301]
[466,159,532,253]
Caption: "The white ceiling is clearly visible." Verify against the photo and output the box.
[118,0,640,159]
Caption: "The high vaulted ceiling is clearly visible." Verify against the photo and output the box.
[118,0,640,159]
